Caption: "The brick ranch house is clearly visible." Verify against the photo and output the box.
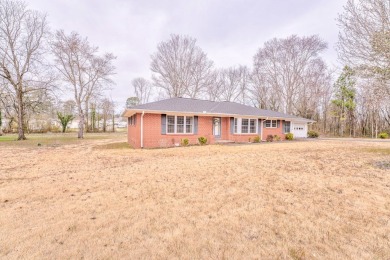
[122,97,314,148]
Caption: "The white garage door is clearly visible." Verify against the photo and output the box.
[292,123,307,138]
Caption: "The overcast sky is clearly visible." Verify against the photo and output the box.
[28,0,346,108]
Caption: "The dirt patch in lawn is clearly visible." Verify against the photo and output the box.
[1,137,389,259]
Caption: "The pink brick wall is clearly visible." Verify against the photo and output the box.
[127,113,286,148]
[127,113,141,148]
[261,120,285,140]
[143,114,216,148]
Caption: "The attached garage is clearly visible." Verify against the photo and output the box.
[292,122,308,138]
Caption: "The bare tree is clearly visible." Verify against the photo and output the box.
[252,35,328,115]
[151,34,214,98]
[0,81,16,132]
[296,58,332,119]
[218,67,241,102]
[338,0,390,74]
[62,99,76,115]
[338,0,390,134]
[217,65,250,104]
[52,30,115,138]
[131,77,152,104]
[100,97,113,132]
[205,70,223,101]
[0,0,50,140]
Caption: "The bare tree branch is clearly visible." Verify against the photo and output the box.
[51,30,116,138]
[151,34,214,98]
[0,0,50,140]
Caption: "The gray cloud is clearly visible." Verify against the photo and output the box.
[28,0,346,109]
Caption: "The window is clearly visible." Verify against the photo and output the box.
[167,115,175,133]
[284,121,291,133]
[177,116,184,133]
[128,115,136,126]
[186,117,193,133]
[249,119,256,133]
[241,119,249,133]
[265,120,277,128]
[166,115,193,134]
[233,118,258,134]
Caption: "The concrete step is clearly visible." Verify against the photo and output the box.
[215,140,235,144]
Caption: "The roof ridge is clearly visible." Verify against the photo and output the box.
[124,97,313,122]
[174,96,222,104]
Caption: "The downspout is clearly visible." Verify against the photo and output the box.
[140,111,145,148]
[261,117,268,141]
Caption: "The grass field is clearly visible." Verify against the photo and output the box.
[0,132,125,146]
[1,133,389,259]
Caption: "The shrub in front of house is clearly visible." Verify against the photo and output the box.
[253,136,260,143]
[273,135,281,141]
[198,136,207,145]
[181,138,189,146]
[266,134,274,142]
[379,132,389,139]
[308,130,319,138]
[285,133,294,140]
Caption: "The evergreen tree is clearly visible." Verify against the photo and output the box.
[332,66,356,136]
[57,112,74,133]
[126,97,140,108]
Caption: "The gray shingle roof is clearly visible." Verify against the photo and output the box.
[125,97,314,122]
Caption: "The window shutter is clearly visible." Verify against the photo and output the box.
[277,120,280,128]
[161,114,166,135]
[230,117,234,134]
[134,115,136,125]
[264,120,267,128]
[128,117,131,125]
[194,116,198,134]
[258,119,262,134]
[282,120,285,133]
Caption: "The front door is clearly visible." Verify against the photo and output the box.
[213,117,221,138]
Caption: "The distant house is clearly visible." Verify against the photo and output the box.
[122,97,314,148]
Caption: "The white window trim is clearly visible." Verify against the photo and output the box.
[284,121,291,133]
[265,119,277,128]
[234,118,258,134]
[249,119,257,134]
[166,115,194,134]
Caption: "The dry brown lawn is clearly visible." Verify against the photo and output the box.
[1,134,390,259]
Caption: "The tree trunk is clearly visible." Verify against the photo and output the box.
[85,102,89,133]
[78,109,84,139]
[97,113,100,132]
[0,110,3,136]
[112,114,115,132]
[375,121,378,139]
[17,88,26,140]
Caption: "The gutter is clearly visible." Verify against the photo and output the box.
[140,111,145,148]
[123,109,290,120]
